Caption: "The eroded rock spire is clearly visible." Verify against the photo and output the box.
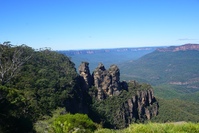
[78,62,93,90]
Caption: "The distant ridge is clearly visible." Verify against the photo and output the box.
[120,44,199,87]
[58,47,158,72]
[157,44,199,52]
[58,47,159,56]
[120,43,199,102]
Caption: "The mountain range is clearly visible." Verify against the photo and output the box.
[59,44,199,102]
[1,42,199,132]
[120,44,199,102]
[58,47,159,71]
[156,43,199,52]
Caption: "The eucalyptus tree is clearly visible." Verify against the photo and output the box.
[0,41,33,85]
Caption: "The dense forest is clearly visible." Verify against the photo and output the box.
[0,42,80,132]
[0,42,152,132]
[0,42,199,133]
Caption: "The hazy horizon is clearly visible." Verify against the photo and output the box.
[56,45,169,51]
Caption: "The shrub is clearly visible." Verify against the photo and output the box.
[52,113,97,133]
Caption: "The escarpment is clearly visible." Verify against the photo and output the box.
[78,62,159,128]
[116,88,159,128]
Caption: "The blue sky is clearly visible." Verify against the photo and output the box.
[0,0,199,50]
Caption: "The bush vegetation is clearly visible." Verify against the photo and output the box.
[0,42,79,132]
[151,98,199,123]
[121,50,199,85]
[95,122,199,133]
[52,113,97,133]
[90,81,154,129]
[34,109,98,133]
[1,42,199,132]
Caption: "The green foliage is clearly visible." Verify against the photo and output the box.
[0,42,79,132]
[95,128,118,133]
[2,42,199,132]
[52,113,97,133]
[35,110,99,133]
[34,107,66,133]
[0,42,34,85]
[10,48,78,118]
[124,122,199,133]
[151,98,199,123]
[95,122,199,133]
[0,86,33,133]
[121,50,199,86]
[153,84,199,102]
[90,82,153,129]
[120,50,199,123]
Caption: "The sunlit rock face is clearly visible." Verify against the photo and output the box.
[92,63,121,100]
[78,62,93,90]
[78,62,122,100]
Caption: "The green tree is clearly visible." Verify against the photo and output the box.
[0,42,33,85]
[0,42,80,132]
[0,86,34,133]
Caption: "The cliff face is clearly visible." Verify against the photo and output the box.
[78,62,93,89]
[157,44,199,52]
[107,81,159,128]
[78,62,159,128]
[116,89,158,127]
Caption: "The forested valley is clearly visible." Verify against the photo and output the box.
[0,42,199,133]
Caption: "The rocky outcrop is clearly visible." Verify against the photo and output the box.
[93,63,121,100]
[108,65,121,95]
[78,62,93,90]
[78,62,159,128]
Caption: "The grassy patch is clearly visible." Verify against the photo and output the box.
[95,122,199,133]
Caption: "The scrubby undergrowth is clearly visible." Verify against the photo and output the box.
[95,122,199,133]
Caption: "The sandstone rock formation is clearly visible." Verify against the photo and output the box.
[78,62,159,128]
[78,62,93,90]
[93,63,121,100]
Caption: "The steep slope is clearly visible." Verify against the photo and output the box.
[120,44,199,100]
[151,98,199,122]
[0,43,81,133]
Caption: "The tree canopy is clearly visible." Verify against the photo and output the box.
[0,42,78,132]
